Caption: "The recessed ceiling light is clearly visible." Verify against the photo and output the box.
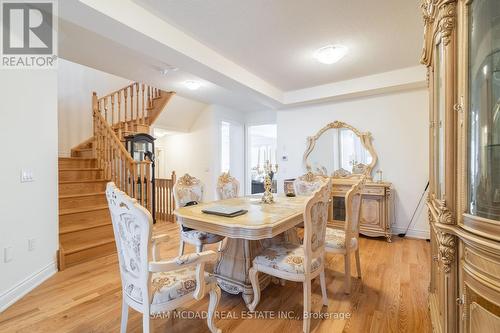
[314,45,348,64]
[159,66,178,76]
[184,80,202,90]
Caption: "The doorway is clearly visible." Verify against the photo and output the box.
[246,124,277,194]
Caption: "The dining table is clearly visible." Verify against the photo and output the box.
[174,194,307,305]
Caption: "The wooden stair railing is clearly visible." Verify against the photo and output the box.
[92,94,152,212]
[56,83,175,270]
[94,82,174,140]
[155,171,176,222]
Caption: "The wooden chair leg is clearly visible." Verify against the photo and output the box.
[120,298,129,333]
[303,279,312,333]
[319,270,329,306]
[344,253,351,294]
[142,312,150,333]
[179,240,185,256]
[217,239,224,252]
[355,249,362,279]
[196,244,203,253]
[207,284,222,333]
[248,267,260,311]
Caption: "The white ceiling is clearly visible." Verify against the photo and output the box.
[134,0,423,91]
[58,12,274,112]
[59,0,426,111]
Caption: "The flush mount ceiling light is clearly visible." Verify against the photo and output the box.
[159,66,178,76]
[160,68,176,76]
[313,45,348,64]
[183,80,202,90]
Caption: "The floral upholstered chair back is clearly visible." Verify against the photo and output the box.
[216,172,240,200]
[294,171,327,196]
[106,182,151,305]
[344,178,365,241]
[302,179,332,273]
[173,174,204,208]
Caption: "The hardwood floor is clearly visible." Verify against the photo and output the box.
[0,223,432,333]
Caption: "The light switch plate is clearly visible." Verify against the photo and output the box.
[28,239,36,251]
[4,247,13,263]
[20,169,34,182]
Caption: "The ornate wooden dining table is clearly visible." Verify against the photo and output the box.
[174,194,307,305]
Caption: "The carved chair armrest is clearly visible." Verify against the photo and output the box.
[149,250,218,300]
[151,233,170,261]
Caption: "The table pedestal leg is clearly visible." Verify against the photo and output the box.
[213,238,270,306]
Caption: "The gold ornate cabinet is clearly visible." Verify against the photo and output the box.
[421,1,500,332]
[302,121,393,242]
[330,180,393,242]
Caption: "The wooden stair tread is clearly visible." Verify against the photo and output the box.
[59,192,105,199]
[58,157,95,160]
[59,205,108,216]
[62,236,115,255]
[59,219,111,235]
[59,168,101,171]
[59,179,108,184]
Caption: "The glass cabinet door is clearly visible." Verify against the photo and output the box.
[468,0,500,220]
[434,41,446,199]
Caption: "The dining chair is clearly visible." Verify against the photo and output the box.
[248,180,332,333]
[293,171,327,196]
[324,177,365,294]
[105,182,222,333]
[215,172,239,251]
[289,172,328,243]
[173,173,225,255]
[216,171,240,200]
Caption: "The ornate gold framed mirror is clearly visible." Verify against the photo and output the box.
[303,121,378,179]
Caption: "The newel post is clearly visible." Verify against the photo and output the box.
[92,92,98,160]
[171,170,176,221]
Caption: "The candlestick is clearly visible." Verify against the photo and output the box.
[260,160,278,204]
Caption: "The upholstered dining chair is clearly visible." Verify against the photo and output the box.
[290,172,328,243]
[324,178,365,294]
[293,171,327,196]
[105,182,222,333]
[216,171,240,200]
[173,173,225,255]
[248,180,332,333]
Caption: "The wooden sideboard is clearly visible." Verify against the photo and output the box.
[294,120,395,242]
[329,179,393,242]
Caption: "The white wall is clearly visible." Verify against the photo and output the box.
[276,88,430,238]
[58,59,130,156]
[159,104,245,201]
[154,94,207,132]
[245,109,277,125]
[213,105,245,193]
[0,70,58,311]
[160,106,218,200]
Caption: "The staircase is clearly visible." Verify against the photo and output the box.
[71,83,174,155]
[58,157,113,269]
[58,83,174,270]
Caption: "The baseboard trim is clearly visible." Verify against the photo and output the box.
[0,261,57,313]
[391,227,430,239]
